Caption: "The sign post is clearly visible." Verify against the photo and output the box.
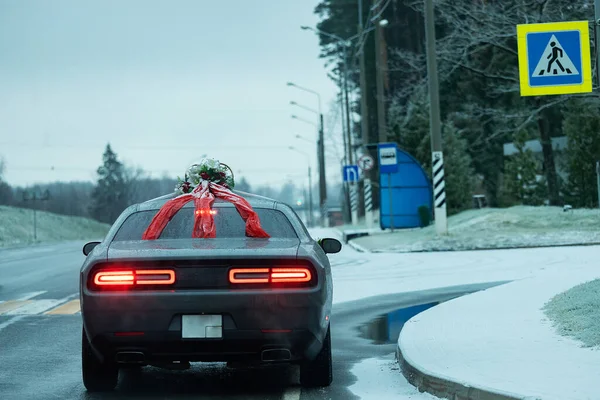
[378,143,399,232]
[358,154,375,228]
[597,161,600,209]
[342,165,360,225]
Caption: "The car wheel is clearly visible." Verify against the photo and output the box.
[82,327,118,391]
[300,325,333,387]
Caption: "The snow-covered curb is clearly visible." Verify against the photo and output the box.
[396,264,600,400]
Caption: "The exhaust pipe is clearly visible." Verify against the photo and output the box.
[115,351,146,364]
[261,348,291,362]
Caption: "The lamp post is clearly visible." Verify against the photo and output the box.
[288,83,328,227]
[289,146,314,227]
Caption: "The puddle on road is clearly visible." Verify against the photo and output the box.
[358,302,443,344]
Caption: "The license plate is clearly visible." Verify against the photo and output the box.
[181,315,223,339]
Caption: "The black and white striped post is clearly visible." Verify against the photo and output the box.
[350,183,359,225]
[432,151,447,233]
[364,178,373,228]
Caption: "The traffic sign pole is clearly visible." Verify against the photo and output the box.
[388,174,394,233]
[364,178,373,228]
[424,0,447,235]
[595,1,600,87]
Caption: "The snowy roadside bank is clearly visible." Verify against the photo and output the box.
[349,206,600,253]
[397,262,600,400]
[0,206,110,249]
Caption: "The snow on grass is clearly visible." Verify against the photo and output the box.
[543,278,600,348]
[352,205,600,252]
[349,353,438,400]
[0,206,110,248]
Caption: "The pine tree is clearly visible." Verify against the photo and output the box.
[501,130,546,206]
[90,144,129,224]
[563,98,600,208]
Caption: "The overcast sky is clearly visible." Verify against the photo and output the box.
[0,0,344,189]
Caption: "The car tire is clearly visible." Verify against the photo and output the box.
[300,325,333,388]
[82,327,118,391]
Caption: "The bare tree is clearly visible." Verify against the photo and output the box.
[387,0,594,205]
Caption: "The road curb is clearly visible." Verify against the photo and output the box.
[360,240,600,254]
[395,344,523,400]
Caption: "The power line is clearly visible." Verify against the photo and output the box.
[0,142,292,152]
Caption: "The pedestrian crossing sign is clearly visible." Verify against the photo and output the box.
[517,21,592,96]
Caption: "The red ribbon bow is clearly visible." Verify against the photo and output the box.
[142,181,270,240]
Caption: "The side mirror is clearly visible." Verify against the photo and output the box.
[319,238,342,254]
[83,241,101,256]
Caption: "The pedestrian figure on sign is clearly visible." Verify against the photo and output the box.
[547,42,565,74]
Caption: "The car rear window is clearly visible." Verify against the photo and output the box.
[112,207,298,241]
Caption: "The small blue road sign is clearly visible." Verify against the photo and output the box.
[378,143,399,174]
[342,165,359,183]
[517,21,592,96]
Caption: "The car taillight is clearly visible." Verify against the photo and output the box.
[228,266,315,286]
[92,269,175,289]
[271,268,312,283]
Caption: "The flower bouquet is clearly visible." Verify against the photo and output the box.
[142,158,270,240]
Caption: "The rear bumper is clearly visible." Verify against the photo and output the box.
[89,329,319,364]
[80,288,331,364]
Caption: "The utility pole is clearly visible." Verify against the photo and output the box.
[424,0,448,235]
[318,113,328,227]
[307,164,314,226]
[343,50,353,165]
[374,0,388,144]
[22,189,50,241]
[357,0,370,149]
[338,65,352,224]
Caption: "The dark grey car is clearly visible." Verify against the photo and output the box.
[79,191,341,392]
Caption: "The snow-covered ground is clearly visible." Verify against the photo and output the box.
[399,261,600,400]
[0,206,109,248]
[350,206,600,252]
[544,278,600,348]
[349,353,437,400]
[312,227,600,399]
[310,227,584,305]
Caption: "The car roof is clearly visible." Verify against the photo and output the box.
[136,190,278,211]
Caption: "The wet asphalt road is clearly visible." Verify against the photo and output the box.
[0,241,491,400]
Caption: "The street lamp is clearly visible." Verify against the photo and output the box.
[290,101,319,116]
[288,146,314,227]
[294,134,313,143]
[289,103,327,227]
[286,82,322,115]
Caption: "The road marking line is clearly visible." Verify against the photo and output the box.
[4,299,64,315]
[3,293,78,316]
[282,387,301,400]
[0,300,32,315]
[44,299,80,315]
[17,291,47,301]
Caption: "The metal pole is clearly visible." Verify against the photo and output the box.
[597,161,600,209]
[388,173,394,233]
[364,178,373,228]
[595,0,600,85]
[358,0,370,148]
[308,165,314,226]
[33,207,37,241]
[424,0,447,235]
[338,72,351,223]
[343,52,353,164]
[374,0,387,144]
[318,114,328,227]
